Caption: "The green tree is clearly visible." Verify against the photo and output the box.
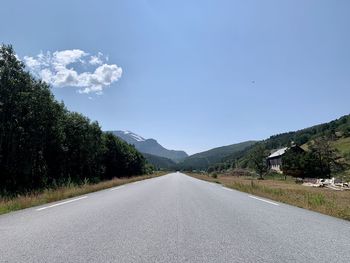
[282,150,305,178]
[306,137,344,178]
[102,133,146,179]
[0,45,66,192]
[282,137,345,178]
[62,112,104,183]
[249,144,268,179]
[344,127,350,137]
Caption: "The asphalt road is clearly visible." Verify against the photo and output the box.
[0,172,349,262]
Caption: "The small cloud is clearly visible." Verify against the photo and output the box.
[89,56,102,65]
[78,64,123,94]
[23,49,122,94]
[53,49,87,67]
[89,52,104,65]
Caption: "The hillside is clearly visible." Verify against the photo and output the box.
[262,114,350,150]
[142,153,176,170]
[110,131,188,162]
[220,114,350,173]
[178,141,256,170]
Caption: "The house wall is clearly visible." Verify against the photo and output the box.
[268,157,282,173]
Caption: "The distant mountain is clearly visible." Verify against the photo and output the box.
[178,141,257,170]
[111,130,147,144]
[109,130,188,162]
[142,153,176,170]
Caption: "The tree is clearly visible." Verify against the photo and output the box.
[101,133,146,179]
[306,137,344,178]
[249,144,268,179]
[62,113,104,183]
[282,150,305,178]
[344,127,350,137]
[0,45,66,192]
[282,137,345,179]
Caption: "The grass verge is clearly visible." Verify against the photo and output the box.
[187,173,350,221]
[0,172,167,215]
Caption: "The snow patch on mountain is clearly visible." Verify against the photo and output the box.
[109,130,188,162]
[123,131,145,142]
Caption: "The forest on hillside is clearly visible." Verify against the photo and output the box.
[0,45,150,196]
[207,114,350,178]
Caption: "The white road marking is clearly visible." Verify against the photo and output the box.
[222,187,234,192]
[248,195,279,206]
[36,196,88,211]
[109,185,125,191]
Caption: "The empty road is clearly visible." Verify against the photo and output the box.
[0,173,349,262]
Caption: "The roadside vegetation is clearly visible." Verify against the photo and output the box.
[186,132,350,221]
[188,172,350,221]
[0,172,165,215]
[0,45,153,199]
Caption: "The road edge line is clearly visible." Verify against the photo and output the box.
[36,196,88,211]
[248,195,279,206]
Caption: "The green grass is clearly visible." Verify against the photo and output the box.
[0,172,166,215]
[332,137,350,182]
[301,136,350,157]
[333,137,350,155]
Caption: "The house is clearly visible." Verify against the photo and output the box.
[267,145,304,173]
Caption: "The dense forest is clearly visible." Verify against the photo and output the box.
[142,153,176,170]
[0,45,150,196]
[177,141,256,171]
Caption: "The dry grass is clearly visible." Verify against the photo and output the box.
[187,173,350,221]
[0,172,166,215]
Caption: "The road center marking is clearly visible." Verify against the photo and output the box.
[36,196,88,211]
[248,195,279,206]
[110,185,125,191]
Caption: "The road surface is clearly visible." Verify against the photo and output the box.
[0,173,349,262]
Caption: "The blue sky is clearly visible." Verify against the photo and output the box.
[1,0,349,155]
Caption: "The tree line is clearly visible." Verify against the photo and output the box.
[0,45,150,196]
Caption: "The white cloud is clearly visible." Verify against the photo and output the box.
[53,49,87,66]
[89,52,104,65]
[23,49,122,94]
[22,56,41,68]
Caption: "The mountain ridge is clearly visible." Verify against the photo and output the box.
[178,141,257,170]
[109,130,188,162]
[141,153,176,170]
